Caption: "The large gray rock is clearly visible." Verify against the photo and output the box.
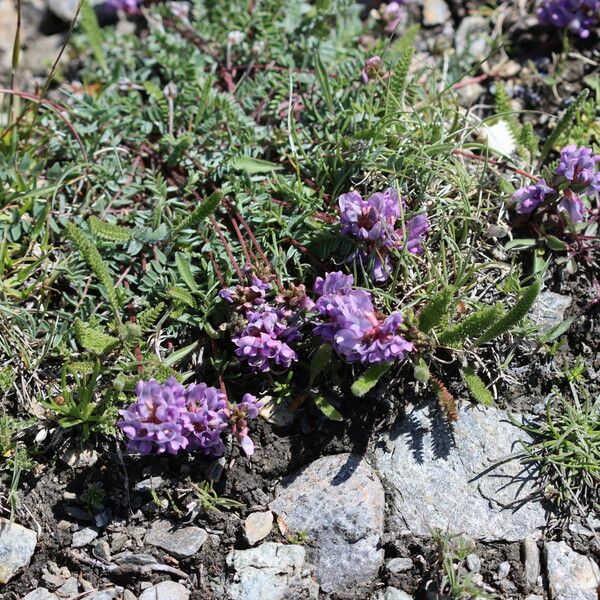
[528,291,572,334]
[139,581,190,600]
[22,589,59,600]
[373,403,546,541]
[544,541,600,600]
[144,520,207,558]
[372,588,413,600]
[227,542,318,600]
[0,518,38,583]
[269,454,385,593]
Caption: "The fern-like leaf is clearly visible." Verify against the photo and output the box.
[74,319,119,355]
[475,280,541,346]
[419,288,455,333]
[65,223,120,320]
[88,216,131,242]
[463,368,494,406]
[175,253,198,292]
[385,47,414,117]
[137,302,165,331]
[173,190,223,234]
[80,0,107,70]
[518,121,538,158]
[167,286,196,308]
[437,303,505,347]
[494,83,520,139]
[431,376,458,421]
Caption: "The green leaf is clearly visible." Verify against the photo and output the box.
[475,280,542,346]
[309,343,332,385]
[80,0,107,70]
[137,302,165,331]
[386,46,414,117]
[437,304,505,346]
[314,52,334,112]
[351,363,392,397]
[175,253,198,292]
[88,216,131,242]
[313,395,343,421]
[173,190,223,234]
[545,235,568,252]
[541,316,576,344]
[463,368,494,406]
[164,341,198,367]
[504,238,537,252]
[74,319,119,355]
[167,286,196,308]
[418,288,455,333]
[229,156,283,174]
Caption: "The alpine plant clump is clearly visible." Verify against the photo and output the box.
[338,187,429,281]
[513,144,599,223]
[117,377,262,456]
[220,273,314,373]
[313,272,413,364]
[537,0,600,38]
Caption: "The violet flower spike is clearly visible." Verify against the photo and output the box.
[555,144,600,187]
[513,180,555,214]
[537,0,600,38]
[558,188,586,223]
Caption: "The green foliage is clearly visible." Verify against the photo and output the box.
[193,481,243,512]
[80,0,107,70]
[437,304,505,347]
[137,302,165,332]
[494,82,520,140]
[517,122,539,158]
[475,281,541,346]
[88,216,132,242]
[419,288,455,333]
[309,343,332,385]
[313,394,343,421]
[80,482,106,513]
[462,368,494,406]
[172,190,223,234]
[386,46,414,117]
[351,363,392,397]
[74,318,120,355]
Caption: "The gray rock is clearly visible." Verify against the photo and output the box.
[497,561,511,579]
[56,576,79,596]
[72,527,98,548]
[134,477,165,493]
[528,291,572,334]
[145,520,207,558]
[93,540,111,561]
[270,454,385,593]
[372,588,413,600]
[46,0,101,21]
[60,446,99,469]
[87,591,118,600]
[466,554,481,573]
[259,397,296,427]
[522,536,540,589]
[525,595,543,600]
[227,542,318,600]
[123,591,137,600]
[113,552,157,566]
[244,511,273,546]
[544,541,600,600]
[455,16,490,60]
[387,557,413,574]
[373,403,546,541]
[203,457,226,482]
[22,589,59,600]
[422,0,451,26]
[0,518,38,584]
[138,581,190,600]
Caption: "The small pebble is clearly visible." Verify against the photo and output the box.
[497,561,511,579]
[386,557,414,574]
[466,553,481,573]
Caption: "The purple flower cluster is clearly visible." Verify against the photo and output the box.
[117,377,262,456]
[222,274,313,373]
[537,0,600,38]
[381,1,408,33]
[513,144,599,223]
[314,272,413,364]
[338,187,429,281]
[106,0,140,14]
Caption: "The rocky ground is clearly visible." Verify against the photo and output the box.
[1,0,599,599]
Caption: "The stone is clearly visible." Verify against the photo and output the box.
[259,397,296,427]
[269,453,385,593]
[72,527,98,548]
[528,292,572,334]
[422,0,451,26]
[373,403,546,541]
[123,591,137,600]
[455,16,490,60]
[227,542,318,600]
[56,576,79,596]
[372,588,413,600]
[466,554,481,573]
[20,34,68,76]
[23,590,59,600]
[113,552,158,566]
[134,476,165,493]
[93,540,111,561]
[244,511,273,546]
[138,581,190,600]
[0,518,38,583]
[457,82,485,108]
[145,520,207,558]
[87,591,118,600]
[387,557,413,574]
[522,536,540,589]
[60,446,98,469]
[497,561,511,579]
[544,541,600,600]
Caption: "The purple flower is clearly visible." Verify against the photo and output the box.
[313,272,413,364]
[233,306,298,372]
[117,377,189,455]
[513,179,556,214]
[106,0,141,13]
[184,383,229,456]
[555,144,600,187]
[382,1,407,33]
[558,188,586,222]
[339,188,401,243]
[404,213,430,254]
[219,276,270,310]
[229,394,264,456]
[537,0,600,38]
[361,56,383,83]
